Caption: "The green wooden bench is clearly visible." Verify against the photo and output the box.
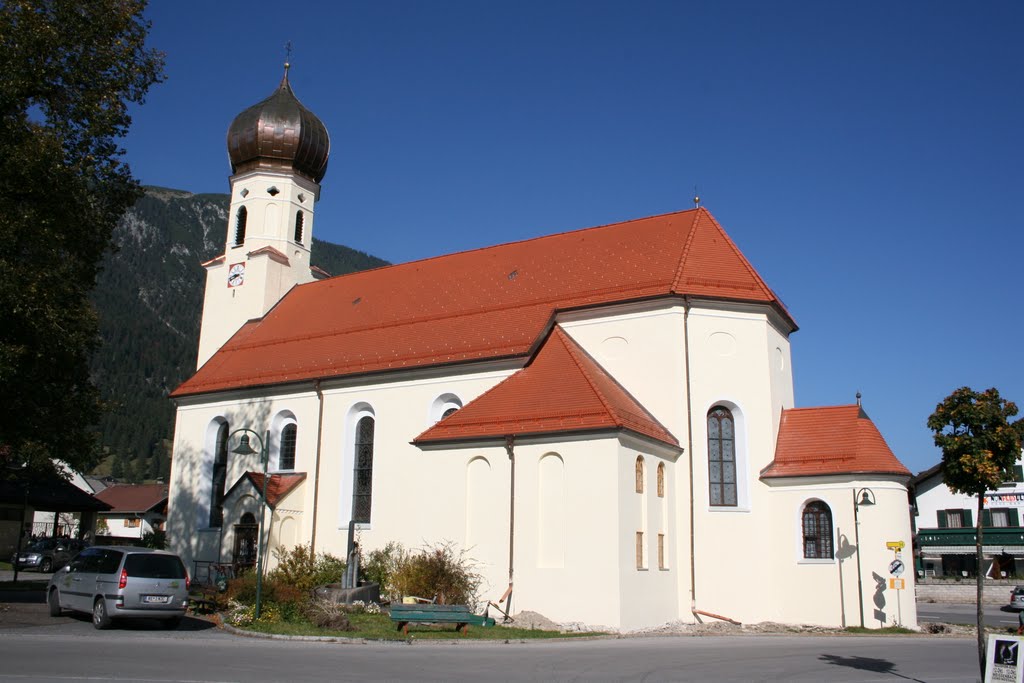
[389,603,495,635]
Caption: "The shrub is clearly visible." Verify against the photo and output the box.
[225,571,277,605]
[390,541,482,607]
[362,541,409,602]
[140,530,165,549]
[269,543,346,592]
[303,599,354,630]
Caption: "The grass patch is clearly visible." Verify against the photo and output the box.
[239,612,597,640]
[0,561,12,571]
[843,626,917,635]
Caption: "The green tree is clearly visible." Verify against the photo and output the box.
[0,1,164,477]
[928,387,1024,678]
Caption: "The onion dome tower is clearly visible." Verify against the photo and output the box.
[196,65,331,369]
[227,64,330,184]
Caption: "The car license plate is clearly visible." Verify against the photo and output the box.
[143,595,170,604]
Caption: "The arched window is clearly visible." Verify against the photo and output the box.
[233,206,247,246]
[279,423,297,470]
[635,456,644,494]
[430,393,463,423]
[352,416,375,523]
[657,463,665,498]
[294,210,304,243]
[708,407,737,506]
[802,501,834,559]
[210,422,229,528]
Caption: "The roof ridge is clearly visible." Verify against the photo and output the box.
[671,208,703,292]
[306,209,701,286]
[552,328,619,423]
[698,210,779,302]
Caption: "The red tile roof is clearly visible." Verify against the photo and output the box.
[173,208,792,397]
[94,484,168,513]
[414,327,679,447]
[228,472,306,508]
[761,405,911,478]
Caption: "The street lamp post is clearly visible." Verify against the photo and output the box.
[853,487,875,628]
[230,428,270,621]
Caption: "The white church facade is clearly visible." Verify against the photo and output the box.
[166,68,918,631]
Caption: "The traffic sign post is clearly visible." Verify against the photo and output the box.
[887,541,907,626]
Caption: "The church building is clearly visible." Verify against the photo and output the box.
[166,68,917,631]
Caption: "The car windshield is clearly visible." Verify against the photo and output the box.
[1015,587,1024,595]
[26,540,55,551]
[124,554,186,579]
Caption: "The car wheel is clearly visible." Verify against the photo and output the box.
[92,598,112,630]
[40,558,52,573]
[162,616,183,630]
[47,589,62,617]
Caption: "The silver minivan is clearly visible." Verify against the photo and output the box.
[47,546,190,629]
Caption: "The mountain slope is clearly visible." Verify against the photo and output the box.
[90,187,388,480]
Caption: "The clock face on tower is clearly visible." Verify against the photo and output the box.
[227,262,245,288]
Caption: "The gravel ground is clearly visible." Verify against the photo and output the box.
[503,610,978,638]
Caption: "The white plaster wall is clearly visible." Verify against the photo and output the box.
[558,304,688,438]
[616,442,680,630]
[197,170,318,368]
[167,388,320,570]
[101,515,153,539]
[757,478,917,628]
[685,305,790,624]
[914,456,1024,529]
[914,475,977,528]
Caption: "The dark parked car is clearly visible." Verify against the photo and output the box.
[11,538,89,573]
[47,546,190,629]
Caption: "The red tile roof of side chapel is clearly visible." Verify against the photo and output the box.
[414,327,679,447]
[762,405,911,478]
[173,208,792,397]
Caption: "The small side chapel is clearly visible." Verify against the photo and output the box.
[166,69,917,631]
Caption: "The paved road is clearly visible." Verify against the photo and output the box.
[0,596,980,683]
[918,603,1021,630]
[0,630,980,682]
[0,586,986,681]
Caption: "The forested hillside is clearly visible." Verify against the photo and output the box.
[90,188,388,481]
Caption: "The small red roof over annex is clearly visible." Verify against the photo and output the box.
[414,327,679,448]
[761,405,910,479]
[174,208,793,397]
[226,472,306,508]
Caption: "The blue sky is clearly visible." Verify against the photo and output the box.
[127,1,1022,475]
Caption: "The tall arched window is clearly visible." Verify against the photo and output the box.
[635,456,644,493]
[210,422,229,528]
[657,463,665,498]
[233,206,247,246]
[279,423,297,470]
[802,501,834,559]
[707,407,737,506]
[294,210,304,243]
[352,416,375,523]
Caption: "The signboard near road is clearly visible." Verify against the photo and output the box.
[986,634,1024,683]
[889,578,905,590]
[889,559,905,577]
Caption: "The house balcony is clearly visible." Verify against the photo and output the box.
[917,527,1024,554]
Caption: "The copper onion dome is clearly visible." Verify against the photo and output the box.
[227,65,330,183]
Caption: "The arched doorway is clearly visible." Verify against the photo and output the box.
[233,512,257,570]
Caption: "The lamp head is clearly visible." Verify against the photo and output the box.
[232,434,258,457]
[857,489,875,507]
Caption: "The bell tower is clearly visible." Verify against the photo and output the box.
[196,64,331,368]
